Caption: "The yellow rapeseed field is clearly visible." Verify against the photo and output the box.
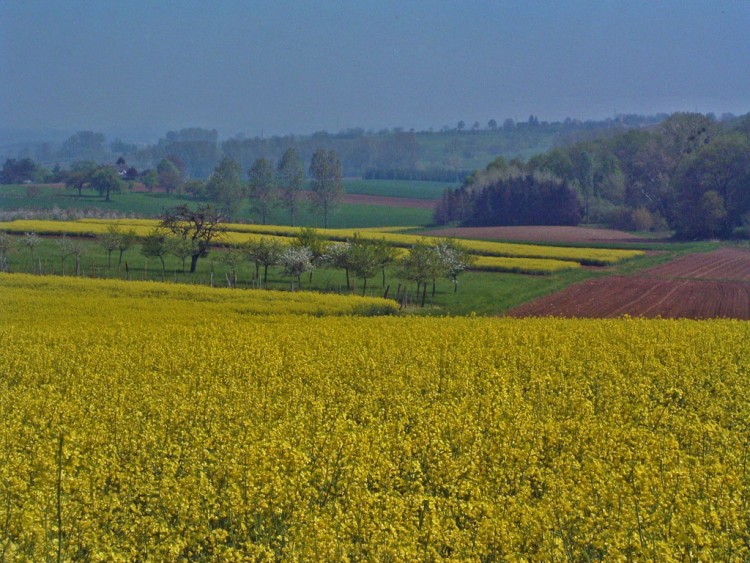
[0,273,399,319]
[194,222,643,265]
[1,219,155,237]
[1,273,748,560]
[1,219,643,265]
[471,255,580,273]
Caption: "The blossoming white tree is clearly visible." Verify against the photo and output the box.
[278,246,313,290]
[432,239,475,293]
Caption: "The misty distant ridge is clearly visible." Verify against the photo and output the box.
[0,125,165,148]
[3,110,744,149]
[1,111,746,180]
[0,112,681,148]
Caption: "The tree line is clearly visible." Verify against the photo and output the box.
[2,113,673,181]
[0,223,474,308]
[435,112,750,239]
[155,207,474,302]
[2,148,346,227]
[191,148,344,227]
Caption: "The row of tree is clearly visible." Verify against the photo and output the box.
[155,204,474,297]
[195,148,344,226]
[435,112,750,238]
[3,147,346,227]
[0,223,474,306]
[4,114,676,180]
[151,228,473,302]
[0,156,182,201]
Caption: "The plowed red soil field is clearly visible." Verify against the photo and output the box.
[507,248,750,319]
[422,225,649,243]
[641,247,750,281]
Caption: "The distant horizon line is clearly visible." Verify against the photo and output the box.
[1,108,747,146]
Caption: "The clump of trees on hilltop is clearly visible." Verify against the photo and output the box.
[434,162,581,227]
[435,112,750,239]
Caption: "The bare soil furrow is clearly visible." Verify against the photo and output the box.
[507,248,750,319]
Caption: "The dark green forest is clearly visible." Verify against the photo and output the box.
[435,112,750,239]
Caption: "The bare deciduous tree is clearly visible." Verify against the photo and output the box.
[160,204,225,273]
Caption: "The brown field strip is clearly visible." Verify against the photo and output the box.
[641,247,750,281]
[506,248,750,319]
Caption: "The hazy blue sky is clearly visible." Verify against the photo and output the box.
[1,1,748,140]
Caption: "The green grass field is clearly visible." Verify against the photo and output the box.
[0,184,433,228]
[261,202,433,228]
[0,185,188,216]
[342,179,453,199]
